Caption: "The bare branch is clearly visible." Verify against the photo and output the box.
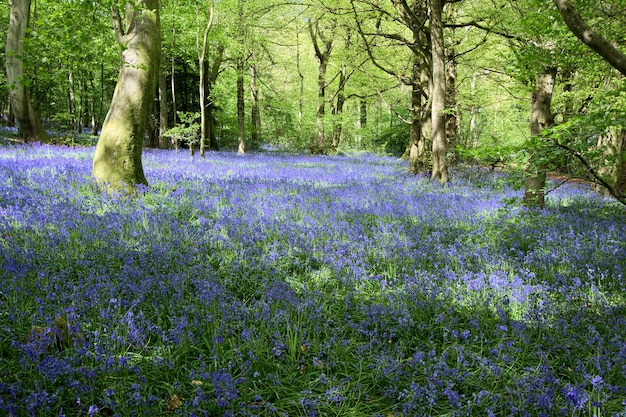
[554,141,626,206]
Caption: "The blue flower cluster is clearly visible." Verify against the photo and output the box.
[0,143,625,416]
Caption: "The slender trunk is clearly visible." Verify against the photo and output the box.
[158,66,169,149]
[92,0,161,190]
[199,56,207,157]
[236,0,246,154]
[331,66,346,150]
[89,74,98,135]
[250,62,260,146]
[6,0,49,143]
[198,2,214,158]
[296,26,304,139]
[80,76,88,133]
[205,44,223,152]
[68,70,77,131]
[523,68,557,208]
[97,62,105,134]
[315,60,327,153]
[469,72,478,148]
[309,20,334,154]
[445,49,458,165]
[408,58,423,174]
[359,99,367,127]
[237,56,246,154]
[331,29,350,150]
[430,0,448,184]
[420,62,432,163]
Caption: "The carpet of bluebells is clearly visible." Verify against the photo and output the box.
[1,142,626,417]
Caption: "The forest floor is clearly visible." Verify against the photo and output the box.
[1,142,625,416]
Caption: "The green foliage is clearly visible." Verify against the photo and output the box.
[163,112,200,146]
[458,143,525,169]
[369,123,409,156]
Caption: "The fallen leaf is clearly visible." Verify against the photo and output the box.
[167,394,183,411]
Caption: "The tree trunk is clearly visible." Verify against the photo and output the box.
[199,56,207,157]
[205,45,223,152]
[250,62,261,147]
[68,70,78,132]
[296,26,305,141]
[309,20,334,154]
[198,2,215,157]
[236,0,246,154]
[158,66,169,149]
[420,62,432,168]
[315,61,327,153]
[89,74,98,135]
[331,65,346,150]
[92,0,161,190]
[430,0,448,184]
[597,128,626,196]
[237,56,246,154]
[6,0,49,143]
[171,53,178,151]
[408,58,424,174]
[445,49,458,165]
[523,68,557,208]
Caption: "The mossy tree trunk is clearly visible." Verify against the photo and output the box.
[6,0,49,143]
[92,0,161,190]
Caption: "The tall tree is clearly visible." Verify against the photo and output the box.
[198,0,215,157]
[309,17,335,154]
[92,0,161,190]
[5,0,49,143]
[523,67,557,207]
[236,0,247,154]
[430,0,448,183]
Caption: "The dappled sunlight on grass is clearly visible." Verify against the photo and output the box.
[1,143,625,416]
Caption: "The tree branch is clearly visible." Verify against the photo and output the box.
[553,0,626,76]
[554,141,626,206]
[111,0,125,44]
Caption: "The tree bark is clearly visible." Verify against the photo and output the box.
[92,0,161,190]
[309,20,334,154]
[408,58,424,174]
[250,62,261,146]
[430,0,448,184]
[331,64,347,150]
[6,0,49,143]
[158,66,169,149]
[523,68,557,208]
[553,0,626,76]
[236,0,246,154]
[198,1,214,157]
[237,55,246,154]
[445,49,458,165]
[207,46,223,151]
[597,128,626,196]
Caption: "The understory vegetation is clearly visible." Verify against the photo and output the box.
[1,143,625,416]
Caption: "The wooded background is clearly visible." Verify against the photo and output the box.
[2,0,625,204]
